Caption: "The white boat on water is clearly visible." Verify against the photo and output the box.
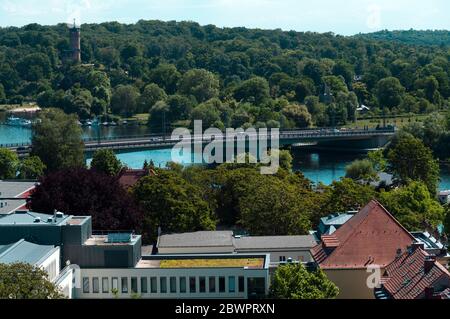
[5,116,32,127]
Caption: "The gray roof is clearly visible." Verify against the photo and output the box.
[158,231,234,248]
[0,239,57,265]
[0,211,69,226]
[0,199,26,215]
[0,181,36,198]
[233,235,317,250]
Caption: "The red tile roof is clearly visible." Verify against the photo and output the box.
[311,200,415,269]
[382,247,450,299]
[118,169,155,189]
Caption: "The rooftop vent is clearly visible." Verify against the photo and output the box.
[33,217,41,223]
[55,212,64,218]
[47,217,53,223]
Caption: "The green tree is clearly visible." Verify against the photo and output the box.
[132,170,216,241]
[0,263,65,299]
[138,83,167,113]
[321,178,377,213]
[376,77,405,109]
[18,156,46,179]
[90,149,123,176]
[31,108,84,172]
[282,104,313,128]
[111,85,140,117]
[345,159,378,183]
[0,148,19,179]
[179,69,220,103]
[368,149,388,172]
[234,77,270,104]
[387,134,439,194]
[379,182,445,231]
[270,263,339,299]
[238,176,312,236]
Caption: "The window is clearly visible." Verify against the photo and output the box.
[189,277,196,293]
[238,276,245,293]
[219,277,225,293]
[279,256,286,262]
[82,277,90,293]
[199,277,206,293]
[112,277,118,291]
[131,277,138,294]
[150,277,157,293]
[179,277,187,293]
[141,277,148,294]
[209,277,216,293]
[102,277,109,293]
[92,277,99,293]
[170,277,177,293]
[121,277,128,293]
[229,276,236,293]
[160,277,167,293]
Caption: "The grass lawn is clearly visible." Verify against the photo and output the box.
[159,258,265,269]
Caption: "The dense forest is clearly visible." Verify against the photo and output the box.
[0,20,449,131]
[357,29,450,46]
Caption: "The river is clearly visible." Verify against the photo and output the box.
[1,120,449,190]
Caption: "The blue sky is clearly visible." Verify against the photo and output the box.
[1,0,449,35]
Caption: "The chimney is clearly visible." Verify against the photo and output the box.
[412,242,425,251]
[424,287,434,299]
[424,256,436,274]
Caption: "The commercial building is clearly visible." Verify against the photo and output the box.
[311,200,416,299]
[76,254,270,299]
[156,231,317,265]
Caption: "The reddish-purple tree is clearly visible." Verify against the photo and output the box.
[28,168,144,235]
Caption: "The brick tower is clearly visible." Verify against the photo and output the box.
[69,19,81,63]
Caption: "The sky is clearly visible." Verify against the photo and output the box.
[0,0,449,35]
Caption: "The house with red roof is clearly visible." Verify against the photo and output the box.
[117,168,156,189]
[376,244,450,299]
[311,200,415,299]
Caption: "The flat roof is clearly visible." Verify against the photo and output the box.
[84,234,141,246]
[0,211,70,226]
[233,235,317,250]
[136,254,268,269]
[0,181,36,198]
[0,239,57,265]
[0,199,27,215]
[158,231,234,248]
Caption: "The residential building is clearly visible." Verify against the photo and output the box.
[118,168,155,189]
[0,180,36,215]
[311,200,416,299]
[156,231,317,265]
[411,231,449,267]
[314,211,356,238]
[439,190,450,205]
[375,244,450,299]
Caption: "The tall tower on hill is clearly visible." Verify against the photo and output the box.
[69,19,81,63]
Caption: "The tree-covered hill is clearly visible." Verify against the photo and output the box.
[356,29,450,47]
[0,20,448,131]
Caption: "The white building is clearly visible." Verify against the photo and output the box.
[75,254,270,299]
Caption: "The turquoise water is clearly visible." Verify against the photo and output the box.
[1,123,449,189]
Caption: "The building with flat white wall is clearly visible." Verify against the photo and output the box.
[76,254,270,299]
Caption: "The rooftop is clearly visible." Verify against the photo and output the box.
[0,181,36,199]
[84,234,141,246]
[233,235,317,250]
[382,247,450,299]
[411,231,445,250]
[0,199,27,215]
[0,239,57,265]
[158,231,234,248]
[118,169,155,189]
[136,254,268,269]
[311,200,415,269]
[0,211,70,226]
